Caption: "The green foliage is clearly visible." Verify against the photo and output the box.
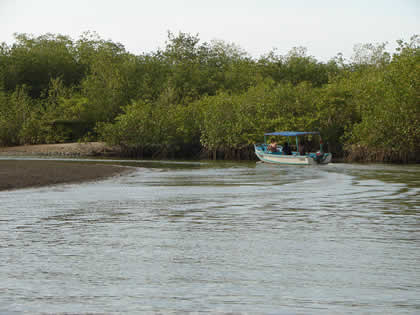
[257,47,337,87]
[0,86,33,145]
[81,51,129,122]
[97,97,202,157]
[199,80,320,152]
[345,36,420,161]
[2,33,83,98]
[1,31,418,162]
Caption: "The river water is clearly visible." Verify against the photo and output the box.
[1,159,419,314]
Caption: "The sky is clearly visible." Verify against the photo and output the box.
[0,0,418,61]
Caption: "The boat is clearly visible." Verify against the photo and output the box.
[254,131,332,165]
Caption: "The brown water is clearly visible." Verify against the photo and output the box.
[0,159,419,314]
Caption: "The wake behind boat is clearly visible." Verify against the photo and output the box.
[254,131,332,165]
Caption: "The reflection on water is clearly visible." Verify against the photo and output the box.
[0,159,419,314]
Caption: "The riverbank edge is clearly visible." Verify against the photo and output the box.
[0,142,121,157]
[1,142,417,163]
[0,159,135,191]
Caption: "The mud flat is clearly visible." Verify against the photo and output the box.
[0,142,120,157]
[0,160,130,191]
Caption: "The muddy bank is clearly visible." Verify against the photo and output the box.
[0,160,131,191]
[0,142,120,157]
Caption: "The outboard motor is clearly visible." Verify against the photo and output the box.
[315,151,324,163]
[315,138,326,163]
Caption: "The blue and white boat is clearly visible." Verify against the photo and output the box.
[254,131,332,165]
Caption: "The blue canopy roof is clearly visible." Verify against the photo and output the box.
[264,131,319,137]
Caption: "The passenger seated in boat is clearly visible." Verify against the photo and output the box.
[299,142,305,155]
[283,142,292,155]
[267,139,278,152]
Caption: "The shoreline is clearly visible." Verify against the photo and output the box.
[0,142,120,157]
[0,159,132,191]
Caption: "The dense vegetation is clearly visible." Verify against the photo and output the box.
[0,32,419,162]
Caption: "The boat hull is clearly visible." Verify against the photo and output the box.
[254,146,332,165]
[256,151,315,165]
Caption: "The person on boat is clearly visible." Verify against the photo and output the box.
[283,142,292,155]
[268,139,278,152]
[299,142,305,156]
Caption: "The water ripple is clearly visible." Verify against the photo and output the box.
[0,160,419,313]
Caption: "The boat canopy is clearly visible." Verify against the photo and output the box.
[264,131,319,137]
